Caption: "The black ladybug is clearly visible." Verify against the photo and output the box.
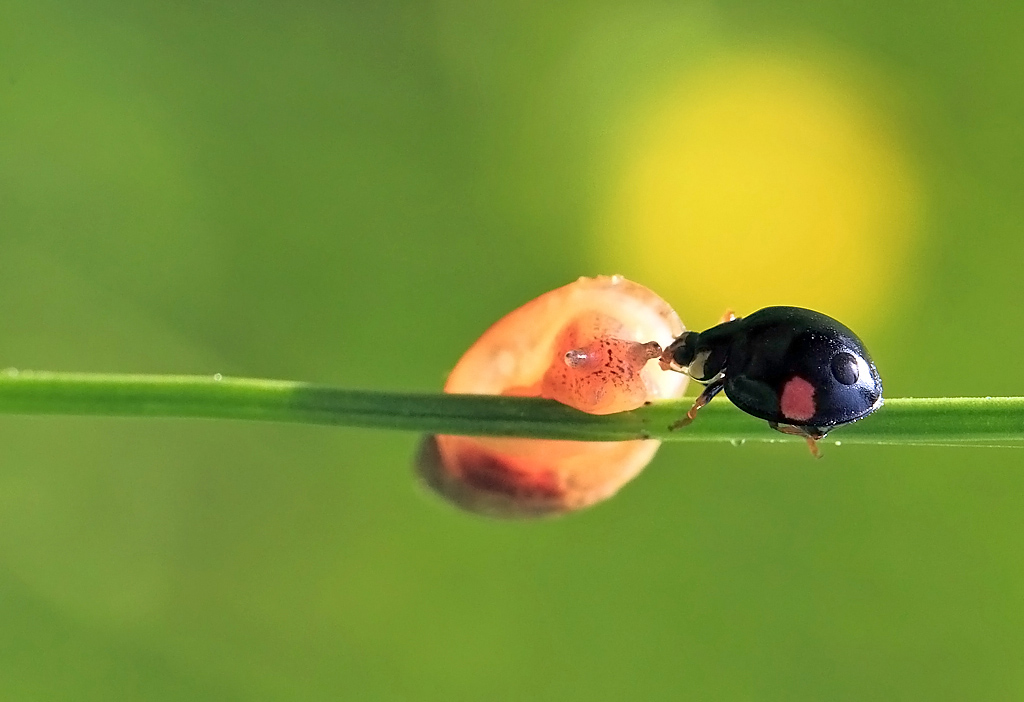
[660,306,883,455]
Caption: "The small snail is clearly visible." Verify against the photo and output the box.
[417,275,688,517]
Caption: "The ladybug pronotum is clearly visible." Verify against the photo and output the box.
[660,306,883,455]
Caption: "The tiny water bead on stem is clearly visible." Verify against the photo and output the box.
[417,275,688,517]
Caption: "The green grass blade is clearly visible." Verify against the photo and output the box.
[0,370,1020,446]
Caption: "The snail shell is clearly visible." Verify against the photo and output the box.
[417,275,688,517]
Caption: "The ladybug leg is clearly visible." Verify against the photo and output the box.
[669,375,726,430]
[769,422,828,458]
[803,435,821,459]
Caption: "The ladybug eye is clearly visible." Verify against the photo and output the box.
[672,343,694,369]
[830,351,860,385]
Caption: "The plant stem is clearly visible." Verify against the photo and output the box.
[0,370,1020,446]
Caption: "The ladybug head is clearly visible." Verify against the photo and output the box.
[660,332,728,382]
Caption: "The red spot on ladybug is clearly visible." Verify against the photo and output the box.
[780,376,816,422]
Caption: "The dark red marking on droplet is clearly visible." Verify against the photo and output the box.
[780,376,816,422]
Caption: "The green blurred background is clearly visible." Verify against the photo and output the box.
[2,0,1024,699]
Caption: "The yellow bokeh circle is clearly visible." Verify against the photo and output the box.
[599,54,920,331]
